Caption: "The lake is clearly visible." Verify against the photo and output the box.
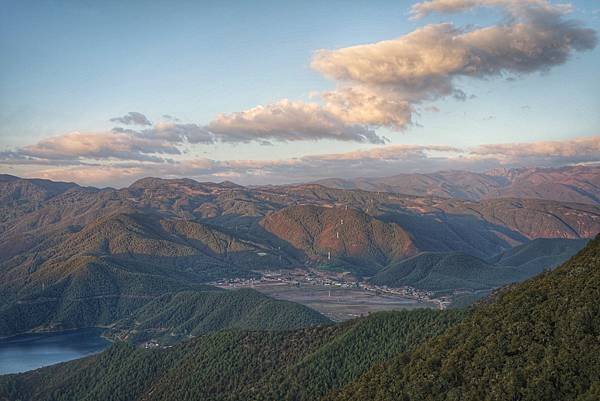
[0,328,110,375]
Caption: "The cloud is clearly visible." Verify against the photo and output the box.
[207,99,385,144]
[162,114,180,122]
[110,112,152,126]
[200,1,594,140]
[321,86,414,129]
[93,1,594,145]
[139,122,215,144]
[470,136,600,165]
[310,1,596,129]
[8,134,598,187]
[409,0,572,20]
[15,131,180,163]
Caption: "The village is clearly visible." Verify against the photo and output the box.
[211,268,452,310]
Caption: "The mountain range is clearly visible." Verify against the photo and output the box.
[314,165,600,205]
[1,172,599,336]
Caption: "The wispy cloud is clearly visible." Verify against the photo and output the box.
[409,0,573,20]
[137,122,215,144]
[110,112,152,126]
[8,131,180,163]
[471,135,600,164]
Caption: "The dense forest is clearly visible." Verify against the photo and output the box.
[0,309,463,401]
[370,238,588,292]
[328,235,600,401]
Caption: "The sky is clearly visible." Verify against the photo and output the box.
[0,0,599,187]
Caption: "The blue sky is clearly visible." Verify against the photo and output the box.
[1,0,599,186]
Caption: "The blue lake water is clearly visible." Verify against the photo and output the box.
[0,328,110,375]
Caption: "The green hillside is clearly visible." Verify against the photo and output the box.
[371,251,528,291]
[0,309,464,401]
[0,254,219,336]
[329,235,600,401]
[492,237,589,274]
[0,210,291,336]
[370,238,587,293]
[111,288,331,345]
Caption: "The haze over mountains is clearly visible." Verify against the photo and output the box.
[314,165,600,205]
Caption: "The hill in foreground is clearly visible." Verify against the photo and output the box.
[328,235,600,401]
[0,309,463,401]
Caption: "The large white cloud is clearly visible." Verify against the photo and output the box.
[200,1,595,139]
[310,0,596,130]
[207,99,385,144]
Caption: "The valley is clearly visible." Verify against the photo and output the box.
[0,172,596,339]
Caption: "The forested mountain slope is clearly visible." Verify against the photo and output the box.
[489,237,589,274]
[370,238,588,292]
[3,234,598,401]
[370,252,527,291]
[0,180,599,400]
[261,204,418,275]
[328,235,600,401]
[0,309,463,401]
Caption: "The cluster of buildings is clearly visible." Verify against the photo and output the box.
[211,268,452,309]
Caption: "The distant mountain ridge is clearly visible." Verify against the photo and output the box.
[313,165,600,205]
